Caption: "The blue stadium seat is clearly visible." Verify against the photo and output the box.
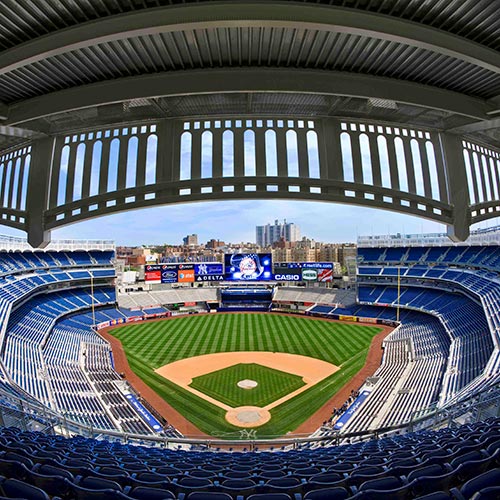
[303,486,350,500]
[450,468,500,500]
[128,486,176,499]
[0,477,52,500]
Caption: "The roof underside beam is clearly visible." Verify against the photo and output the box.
[5,68,494,126]
[0,2,499,76]
[0,102,7,120]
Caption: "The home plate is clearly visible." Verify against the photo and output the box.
[225,406,271,428]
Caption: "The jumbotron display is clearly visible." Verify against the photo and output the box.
[224,253,273,281]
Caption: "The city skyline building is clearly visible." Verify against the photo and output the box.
[183,234,198,246]
[256,219,300,247]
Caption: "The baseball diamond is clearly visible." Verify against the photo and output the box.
[109,313,381,437]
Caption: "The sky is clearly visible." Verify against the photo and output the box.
[1,200,496,246]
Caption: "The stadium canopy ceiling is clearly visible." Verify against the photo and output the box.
[0,0,499,246]
[1,0,499,149]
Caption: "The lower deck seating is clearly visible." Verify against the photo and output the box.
[0,287,179,436]
[339,310,449,433]
[0,419,498,499]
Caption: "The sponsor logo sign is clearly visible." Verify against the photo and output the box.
[302,269,318,281]
[273,262,334,282]
[317,268,333,282]
[195,263,224,276]
[339,315,358,322]
[160,264,178,283]
[195,263,224,281]
[145,264,161,283]
[359,317,378,324]
[178,268,195,283]
[125,394,163,432]
[274,273,301,281]
[333,390,371,430]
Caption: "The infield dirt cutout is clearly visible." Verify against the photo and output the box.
[155,351,339,427]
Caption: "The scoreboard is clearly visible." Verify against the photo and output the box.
[145,258,334,283]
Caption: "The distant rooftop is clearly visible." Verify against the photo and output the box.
[0,234,115,252]
[358,226,500,248]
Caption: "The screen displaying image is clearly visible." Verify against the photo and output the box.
[224,253,273,281]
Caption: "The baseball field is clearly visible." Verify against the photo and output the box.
[109,313,381,438]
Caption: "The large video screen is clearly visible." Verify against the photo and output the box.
[224,253,273,281]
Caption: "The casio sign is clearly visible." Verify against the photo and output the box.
[274,274,301,281]
[302,269,318,281]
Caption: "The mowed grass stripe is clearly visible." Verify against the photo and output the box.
[112,314,379,366]
[190,363,306,408]
[110,314,381,437]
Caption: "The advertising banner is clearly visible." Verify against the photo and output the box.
[333,390,371,430]
[177,264,195,283]
[303,262,333,282]
[339,315,358,322]
[224,253,273,281]
[124,394,163,432]
[273,263,302,282]
[145,264,162,283]
[160,264,178,283]
[195,263,225,282]
[273,262,334,282]
[359,317,378,324]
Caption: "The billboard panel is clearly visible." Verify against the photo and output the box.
[160,264,178,283]
[224,253,273,281]
[273,262,333,282]
[195,263,225,282]
[317,267,333,282]
[177,263,194,283]
[145,264,161,283]
[273,263,302,282]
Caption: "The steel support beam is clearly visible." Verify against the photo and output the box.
[439,133,470,242]
[5,68,493,126]
[0,102,7,121]
[0,3,499,76]
[26,137,54,248]
[448,117,500,134]
[0,125,46,139]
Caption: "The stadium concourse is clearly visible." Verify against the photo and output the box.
[0,229,496,497]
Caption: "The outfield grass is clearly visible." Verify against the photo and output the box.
[110,313,381,438]
[190,363,305,408]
